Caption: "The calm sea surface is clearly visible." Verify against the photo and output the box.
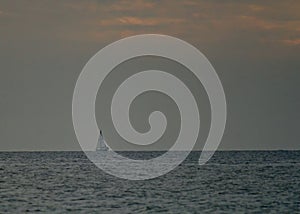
[0,151,299,213]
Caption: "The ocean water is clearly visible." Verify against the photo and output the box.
[0,151,299,213]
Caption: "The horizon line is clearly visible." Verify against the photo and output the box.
[1,149,299,152]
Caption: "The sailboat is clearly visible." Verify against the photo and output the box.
[96,130,110,151]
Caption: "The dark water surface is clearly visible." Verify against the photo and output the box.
[1,151,299,213]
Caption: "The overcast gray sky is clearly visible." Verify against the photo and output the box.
[0,0,300,151]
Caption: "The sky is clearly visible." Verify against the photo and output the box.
[0,0,300,151]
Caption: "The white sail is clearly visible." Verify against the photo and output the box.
[96,131,109,151]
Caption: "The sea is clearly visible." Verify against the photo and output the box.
[0,151,299,213]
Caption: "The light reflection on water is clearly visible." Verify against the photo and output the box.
[0,151,299,213]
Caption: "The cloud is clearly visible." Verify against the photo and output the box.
[0,10,16,17]
[64,0,156,13]
[1,0,300,51]
[281,39,300,46]
[248,4,264,12]
[99,16,184,27]
[109,0,156,12]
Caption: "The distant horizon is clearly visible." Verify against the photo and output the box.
[1,149,299,152]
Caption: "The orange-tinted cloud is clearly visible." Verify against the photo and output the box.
[2,0,300,50]
[99,16,184,27]
[282,39,300,46]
